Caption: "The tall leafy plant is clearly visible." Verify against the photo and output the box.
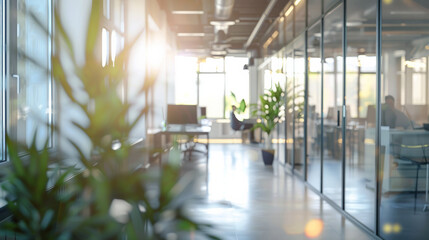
[1,1,220,239]
[1,135,83,240]
[251,83,285,148]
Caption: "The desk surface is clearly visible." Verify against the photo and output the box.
[164,125,211,134]
[148,125,211,135]
[388,129,429,135]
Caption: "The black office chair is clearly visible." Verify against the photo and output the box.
[230,111,254,143]
[391,143,429,212]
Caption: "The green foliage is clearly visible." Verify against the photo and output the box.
[230,92,247,114]
[1,135,82,240]
[1,1,219,240]
[251,83,285,136]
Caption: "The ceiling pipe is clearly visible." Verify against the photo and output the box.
[215,0,235,20]
[244,0,278,49]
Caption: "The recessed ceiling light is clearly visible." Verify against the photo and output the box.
[211,50,227,55]
[210,20,236,26]
[177,33,205,37]
[172,10,204,14]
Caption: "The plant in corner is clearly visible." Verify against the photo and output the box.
[251,83,285,165]
[0,1,221,239]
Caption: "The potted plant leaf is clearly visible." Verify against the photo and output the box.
[251,83,285,165]
[0,1,221,239]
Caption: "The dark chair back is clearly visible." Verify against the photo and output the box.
[230,111,243,131]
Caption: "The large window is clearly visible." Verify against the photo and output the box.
[6,0,53,156]
[174,56,249,119]
[174,56,198,105]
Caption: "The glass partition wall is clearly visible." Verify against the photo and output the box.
[260,0,429,238]
[380,1,429,239]
[345,0,377,231]
[322,3,344,207]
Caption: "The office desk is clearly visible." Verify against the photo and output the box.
[152,125,211,161]
[380,129,429,207]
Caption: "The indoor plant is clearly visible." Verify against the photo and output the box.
[252,83,285,165]
[0,1,220,239]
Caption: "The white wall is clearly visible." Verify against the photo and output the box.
[57,0,92,159]
[126,0,147,139]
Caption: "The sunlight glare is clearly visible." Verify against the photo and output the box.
[305,219,324,238]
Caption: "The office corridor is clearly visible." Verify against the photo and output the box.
[185,144,373,240]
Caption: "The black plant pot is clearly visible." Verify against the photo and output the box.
[261,149,275,165]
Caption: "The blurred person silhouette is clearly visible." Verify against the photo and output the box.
[381,95,411,129]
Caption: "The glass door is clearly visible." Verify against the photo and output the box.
[293,34,306,176]
[322,4,344,206]
[307,21,322,190]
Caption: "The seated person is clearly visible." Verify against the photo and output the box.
[381,95,411,129]
[230,105,255,142]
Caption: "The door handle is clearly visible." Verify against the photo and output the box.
[337,110,340,127]
[12,74,20,94]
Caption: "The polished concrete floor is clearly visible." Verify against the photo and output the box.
[183,144,374,240]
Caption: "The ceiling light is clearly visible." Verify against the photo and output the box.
[172,10,204,14]
[211,50,227,55]
[272,31,279,39]
[177,33,205,37]
[294,0,302,6]
[210,20,236,26]
[285,6,294,17]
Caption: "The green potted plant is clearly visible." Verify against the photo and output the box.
[251,83,285,165]
[0,1,220,239]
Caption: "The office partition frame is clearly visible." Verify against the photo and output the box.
[261,0,385,238]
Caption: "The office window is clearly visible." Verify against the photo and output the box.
[199,74,225,118]
[225,57,249,118]
[380,1,429,239]
[175,56,198,105]
[199,57,224,72]
[6,0,52,153]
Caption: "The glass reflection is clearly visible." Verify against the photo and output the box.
[322,4,343,206]
[294,0,306,36]
[294,35,306,175]
[345,0,377,231]
[307,0,321,26]
[286,49,294,167]
[380,0,429,239]
[12,0,52,150]
[307,22,322,190]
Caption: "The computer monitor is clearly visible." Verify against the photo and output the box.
[167,104,198,125]
[200,107,207,119]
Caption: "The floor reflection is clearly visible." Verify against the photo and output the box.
[185,144,372,239]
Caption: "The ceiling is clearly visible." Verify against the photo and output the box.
[159,0,289,57]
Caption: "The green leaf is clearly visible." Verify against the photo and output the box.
[86,0,101,57]
[41,209,55,230]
